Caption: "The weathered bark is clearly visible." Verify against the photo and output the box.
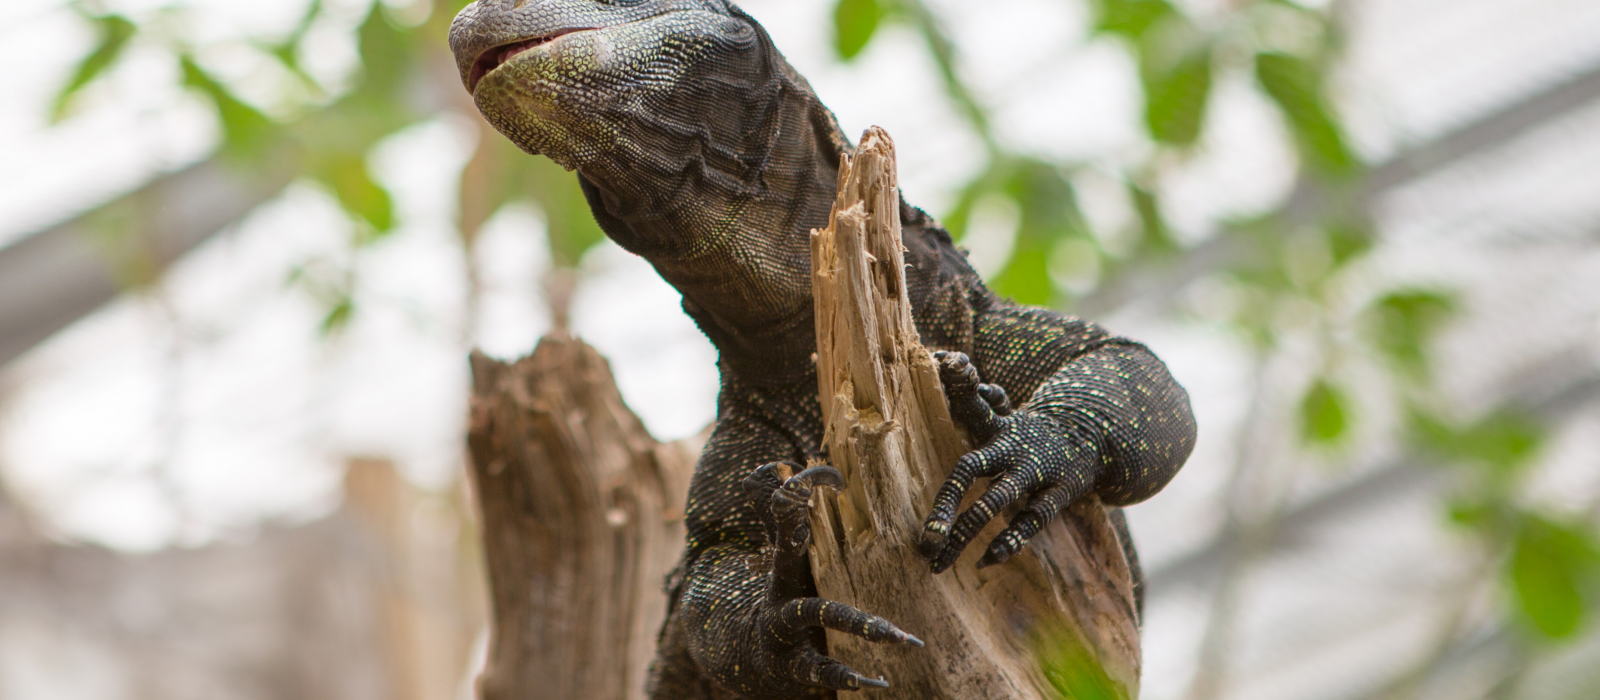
[465,335,697,700]
[807,127,1142,699]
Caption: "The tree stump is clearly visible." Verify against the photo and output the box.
[461,131,1141,699]
[465,335,697,700]
[807,127,1142,699]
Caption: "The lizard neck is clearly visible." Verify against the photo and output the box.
[573,35,848,384]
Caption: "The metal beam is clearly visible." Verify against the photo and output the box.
[0,159,292,367]
[1077,59,1600,318]
[1146,366,1600,593]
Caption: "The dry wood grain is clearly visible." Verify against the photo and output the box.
[807,127,1141,700]
[466,334,697,700]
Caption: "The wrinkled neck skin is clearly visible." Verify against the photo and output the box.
[458,1,852,383]
[570,22,848,384]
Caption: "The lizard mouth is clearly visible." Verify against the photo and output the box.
[468,28,593,93]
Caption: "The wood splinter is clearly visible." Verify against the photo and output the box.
[807,126,1142,700]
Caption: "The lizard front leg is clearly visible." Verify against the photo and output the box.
[680,462,921,698]
[919,342,1193,573]
[918,350,1095,572]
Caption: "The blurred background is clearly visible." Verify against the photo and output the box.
[2,0,1599,698]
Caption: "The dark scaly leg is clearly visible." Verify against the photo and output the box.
[715,462,922,696]
[920,351,1099,573]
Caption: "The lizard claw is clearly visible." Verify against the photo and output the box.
[855,675,891,689]
[743,462,843,501]
[787,464,845,491]
[932,349,1011,441]
[977,382,1013,416]
[741,461,791,498]
[733,462,920,694]
[921,352,1095,573]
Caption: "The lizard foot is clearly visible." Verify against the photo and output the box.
[738,462,923,694]
[920,351,1094,573]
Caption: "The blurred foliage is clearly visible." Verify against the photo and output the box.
[1299,378,1349,445]
[1037,629,1128,700]
[833,0,885,60]
[49,11,136,123]
[43,0,1600,686]
[46,0,610,327]
[1367,289,1458,381]
[48,0,439,333]
[823,0,1600,683]
[1136,18,1213,146]
[178,56,283,162]
[1508,516,1600,639]
[1255,52,1358,177]
[468,136,606,267]
[1418,402,1599,640]
[1412,408,1543,479]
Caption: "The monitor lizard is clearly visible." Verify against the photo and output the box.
[448,2,1196,697]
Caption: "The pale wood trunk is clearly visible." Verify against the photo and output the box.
[807,127,1142,699]
[461,133,1141,699]
[465,334,698,700]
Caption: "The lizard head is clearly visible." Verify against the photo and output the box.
[449,0,780,173]
[451,0,853,379]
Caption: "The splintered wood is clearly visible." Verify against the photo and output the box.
[466,335,697,700]
[808,127,1142,699]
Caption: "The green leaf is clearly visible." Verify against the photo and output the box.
[1445,496,1494,530]
[316,153,394,234]
[180,56,278,160]
[1408,408,1544,477]
[1406,408,1456,455]
[1039,628,1128,700]
[993,248,1054,305]
[1128,183,1176,254]
[989,162,1092,304]
[50,14,137,122]
[1095,0,1176,40]
[1461,412,1544,475]
[1326,223,1373,266]
[1008,162,1081,235]
[992,247,1056,305]
[834,0,882,61]
[1300,379,1349,444]
[319,296,355,336]
[1366,290,1455,380]
[1255,52,1358,176]
[1509,516,1600,639]
[1140,31,1213,146]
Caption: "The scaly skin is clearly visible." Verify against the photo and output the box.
[449,2,1196,697]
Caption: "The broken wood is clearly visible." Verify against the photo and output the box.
[807,127,1142,699]
[465,335,698,700]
